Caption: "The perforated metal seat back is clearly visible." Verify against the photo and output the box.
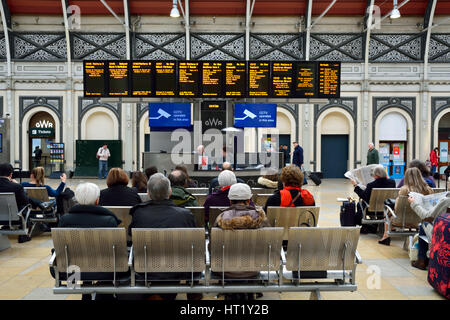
[251,189,275,203]
[209,207,227,228]
[267,206,320,240]
[24,187,49,202]
[51,228,129,273]
[138,193,149,202]
[193,194,207,206]
[392,196,421,228]
[132,228,206,273]
[0,193,20,223]
[210,227,283,272]
[433,188,445,194]
[286,227,360,271]
[185,207,205,227]
[186,188,208,194]
[103,206,132,230]
[255,194,272,207]
[368,188,399,213]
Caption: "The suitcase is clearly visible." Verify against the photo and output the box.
[340,200,357,226]
[306,171,321,186]
[427,212,450,299]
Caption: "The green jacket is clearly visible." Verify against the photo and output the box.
[170,186,198,207]
[367,148,379,165]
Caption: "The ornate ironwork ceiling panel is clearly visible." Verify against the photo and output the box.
[13,33,66,61]
[134,33,185,60]
[369,34,423,62]
[191,33,244,60]
[250,33,303,60]
[309,33,363,61]
[72,33,126,60]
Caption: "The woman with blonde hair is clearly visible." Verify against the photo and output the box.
[378,167,433,246]
[21,166,66,197]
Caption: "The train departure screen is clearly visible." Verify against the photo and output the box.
[201,61,223,97]
[154,61,177,96]
[84,61,106,96]
[179,61,200,97]
[108,61,129,96]
[131,61,152,96]
[248,62,270,97]
[225,62,246,97]
[318,62,340,98]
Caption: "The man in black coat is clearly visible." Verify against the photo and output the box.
[129,173,198,300]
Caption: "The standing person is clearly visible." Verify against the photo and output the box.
[292,142,307,184]
[282,145,290,167]
[430,147,439,174]
[367,142,379,165]
[33,146,42,168]
[96,144,111,179]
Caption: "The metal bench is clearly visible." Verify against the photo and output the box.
[266,206,320,240]
[192,193,207,206]
[138,193,149,202]
[361,188,399,224]
[384,195,421,238]
[282,226,362,299]
[254,193,273,207]
[185,206,206,228]
[0,193,31,250]
[186,188,208,194]
[103,206,132,241]
[24,187,57,224]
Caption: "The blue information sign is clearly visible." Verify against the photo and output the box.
[149,103,191,127]
[234,103,277,128]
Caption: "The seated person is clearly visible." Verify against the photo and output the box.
[175,165,197,188]
[379,168,433,246]
[256,168,280,189]
[129,173,197,300]
[208,162,245,194]
[409,192,450,270]
[213,183,270,300]
[131,171,148,194]
[397,159,436,188]
[21,166,66,197]
[204,170,237,222]
[144,166,158,180]
[264,165,315,212]
[56,182,121,300]
[168,170,198,207]
[98,168,142,207]
[58,182,121,228]
[0,162,53,217]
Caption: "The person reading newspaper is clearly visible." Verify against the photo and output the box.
[408,190,450,270]
[349,165,396,233]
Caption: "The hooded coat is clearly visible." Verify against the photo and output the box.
[169,185,198,207]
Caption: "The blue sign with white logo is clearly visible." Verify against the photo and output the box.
[234,103,277,128]
[149,103,191,127]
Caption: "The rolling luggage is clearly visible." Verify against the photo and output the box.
[340,199,357,226]
[306,171,321,186]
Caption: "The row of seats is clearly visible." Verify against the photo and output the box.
[50,226,362,296]
[104,206,320,240]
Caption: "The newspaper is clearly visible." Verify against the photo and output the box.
[344,164,379,186]
[408,191,449,211]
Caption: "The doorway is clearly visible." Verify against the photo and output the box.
[379,141,407,179]
[28,111,56,175]
[321,135,349,178]
[279,134,291,165]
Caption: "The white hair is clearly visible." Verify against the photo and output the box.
[368,142,374,147]
[75,182,100,205]
[371,165,387,178]
[148,173,171,201]
[218,170,237,187]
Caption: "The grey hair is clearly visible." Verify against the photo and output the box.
[218,170,237,187]
[75,182,100,205]
[371,165,387,178]
[368,142,374,147]
[147,172,171,201]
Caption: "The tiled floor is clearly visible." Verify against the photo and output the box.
[0,178,445,300]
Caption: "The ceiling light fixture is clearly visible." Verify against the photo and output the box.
[170,0,180,18]
[390,0,401,19]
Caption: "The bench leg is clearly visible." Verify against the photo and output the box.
[0,234,11,251]
[403,236,412,251]
[309,289,321,300]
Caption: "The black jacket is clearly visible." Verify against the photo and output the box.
[354,177,396,203]
[58,205,121,228]
[0,177,30,211]
[98,185,142,207]
[208,176,245,194]
[292,145,304,167]
[129,199,195,233]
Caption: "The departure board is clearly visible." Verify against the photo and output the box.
[294,62,316,98]
[318,62,340,98]
[225,62,246,97]
[179,61,200,97]
[201,61,223,97]
[248,62,270,97]
[131,61,152,96]
[83,60,341,99]
[84,61,106,96]
[108,61,129,96]
[154,61,177,96]
[271,62,294,97]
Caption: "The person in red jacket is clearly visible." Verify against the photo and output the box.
[429,147,439,174]
[264,165,315,212]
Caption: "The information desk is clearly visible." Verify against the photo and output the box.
[142,152,283,185]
